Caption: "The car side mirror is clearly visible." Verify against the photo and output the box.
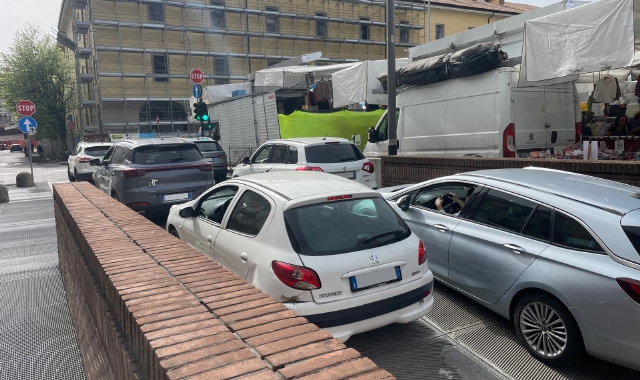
[368,127,378,143]
[179,207,195,218]
[101,159,111,167]
[396,195,411,211]
[241,157,250,165]
[89,159,101,166]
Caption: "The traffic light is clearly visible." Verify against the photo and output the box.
[193,101,209,122]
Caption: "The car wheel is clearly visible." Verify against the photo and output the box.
[514,294,584,366]
[68,167,76,182]
[111,192,119,202]
[169,228,180,239]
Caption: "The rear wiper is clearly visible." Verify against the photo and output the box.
[339,158,359,162]
[363,230,405,244]
[171,157,189,162]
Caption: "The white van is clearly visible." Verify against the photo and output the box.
[364,67,581,157]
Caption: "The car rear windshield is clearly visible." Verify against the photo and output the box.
[284,197,410,256]
[132,144,203,165]
[84,146,111,157]
[305,143,365,164]
[194,141,222,152]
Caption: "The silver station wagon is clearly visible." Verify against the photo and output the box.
[380,167,640,371]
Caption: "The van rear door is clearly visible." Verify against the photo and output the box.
[544,82,579,147]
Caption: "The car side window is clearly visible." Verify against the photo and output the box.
[226,190,272,236]
[197,186,239,224]
[252,145,273,164]
[411,182,478,217]
[470,189,536,233]
[74,145,82,155]
[286,146,298,164]
[554,213,603,252]
[522,205,552,241]
[110,147,127,165]
[102,146,115,162]
[270,145,289,164]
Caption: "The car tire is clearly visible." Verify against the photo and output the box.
[169,228,180,239]
[111,192,119,202]
[514,294,584,366]
[68,167,76,182]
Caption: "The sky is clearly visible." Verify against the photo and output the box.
[0,0,590,54]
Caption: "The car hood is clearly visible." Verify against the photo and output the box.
[377,184,414,199]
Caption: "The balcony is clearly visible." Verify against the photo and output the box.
[73,0,87,9]
[77,48,92,59]
[74,20,90,34]
[81,100,97,108]
[79,73,94,83]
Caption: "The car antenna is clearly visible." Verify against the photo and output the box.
[322,132,328,140]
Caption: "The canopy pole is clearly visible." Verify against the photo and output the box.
[387,0,397,155]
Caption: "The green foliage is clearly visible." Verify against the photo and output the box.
[0,24,76,142]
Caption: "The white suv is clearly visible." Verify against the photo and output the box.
[68,142,113,182]
[166,172,433,342]
[232,138,376,188]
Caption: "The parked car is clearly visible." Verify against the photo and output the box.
[0,144,5,150]
[90,138,215,217]
[380,167,640,370]
[10,144,21,153]
[181,137,228,183]
[166,171,433,342]
[68,142,113,182]
[232,138,376,188]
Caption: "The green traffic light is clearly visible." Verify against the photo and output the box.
[202,114,209,121]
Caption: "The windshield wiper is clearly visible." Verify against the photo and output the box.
[339,158,359,162]
[363,230,405,244]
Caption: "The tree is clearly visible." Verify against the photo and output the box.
[0,24,76,150]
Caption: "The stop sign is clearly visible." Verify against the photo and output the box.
[190,69,204,84]
[16,100,35,117]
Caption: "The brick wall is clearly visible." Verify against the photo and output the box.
[54,182,394,380]
[381,156,640,187]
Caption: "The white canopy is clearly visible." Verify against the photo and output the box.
[203,82,252,104]
[522,0,637,83]
[331,59,410,108]
[254,62,358,88]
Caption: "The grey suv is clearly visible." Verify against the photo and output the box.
[90,138,215,217]
[182,137,227,183]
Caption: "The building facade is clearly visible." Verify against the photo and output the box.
[0,100,16,131]
[57,0,533,135]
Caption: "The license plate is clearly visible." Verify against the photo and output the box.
[162,192,191,202]
[350,266,402,292]
[334,171,356,179]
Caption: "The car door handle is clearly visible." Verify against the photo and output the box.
[433,224,449,232]
[206,235,212,243]
[503,244,526,254]
[240,252,248,262]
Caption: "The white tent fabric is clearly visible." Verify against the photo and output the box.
[522,0,636,83]
[254,62,358,88]
[331,59,410,108]
[204,83,252,104]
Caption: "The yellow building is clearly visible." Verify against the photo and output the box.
[57,0,534,134]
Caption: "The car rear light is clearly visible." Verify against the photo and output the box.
[219,154,227,159]
[362,161,374,173]
[129,201,150,208]
[423,287,432,299]
[616,278,640,304]
[271,261,321,290]
[418,240,427,265]
[122,168,147,178]
[199,163,213,171]
[78,156,92,163]
[295,166,324,172]
[327,195,352,201]
[503,123,516,158]
[575,121,582,144]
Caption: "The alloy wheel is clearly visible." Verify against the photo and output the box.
[519,302,567,358]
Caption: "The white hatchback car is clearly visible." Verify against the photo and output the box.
[68,142,113,182]
[166,172,433,342]
[232,138,377,188]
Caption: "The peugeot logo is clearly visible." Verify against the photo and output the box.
[343,166,347,172]
[149,179,158,187]
[529,133,534,142]
[369,254,379,265]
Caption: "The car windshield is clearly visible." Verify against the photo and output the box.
[304,143,365,164]
[194,141,222,152]
[132,144,203,165]
[284,197,410,256]
[84,146,111,157]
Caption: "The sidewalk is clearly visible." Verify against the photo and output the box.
[0,183,86,380]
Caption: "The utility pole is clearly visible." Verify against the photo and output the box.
[386,0,397,155]
[428,0,431,42]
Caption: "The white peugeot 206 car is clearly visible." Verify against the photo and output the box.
[166,171,433,342]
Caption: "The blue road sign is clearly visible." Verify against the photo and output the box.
[18,117,37,133]
[68,114,73,121]
[193,84,202,98]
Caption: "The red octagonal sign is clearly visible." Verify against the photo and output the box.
[190,69,204,84]
[16,100,36,117]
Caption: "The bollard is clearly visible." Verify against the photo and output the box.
[16,172,34,188]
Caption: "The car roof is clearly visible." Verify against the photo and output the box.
[80,142,112,146]
[268,137,351,145]
[115,138,196,147]
[463,168,640,215]
[233,172,376,201]
[181,137,217,142]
